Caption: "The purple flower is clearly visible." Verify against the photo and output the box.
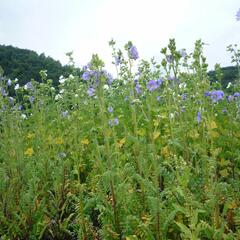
[7,79,12,86]
[83,63,91,70]
[114,56,121,66]
[61,110,69,118]
[197,111,201,124]
[24,82,34,91]
[210,90,224,102]
[168,75,175,81]
[108,117,119,127]
[114,118,119,125]
[182,93,187,101]
[87,87,95,97]
[233,92,240,98]
[146,80,160,91]
[204,91,211,97]
[236,8,240,21]
[135,82,141,94]
[227,95,234,102]
[129,46,139,60]
[1,87,7,96]
[157,96,161,101]
[222,108,227,113]
[82,71,91,81]
[108,106,113,113]
[166,55,173,63]
[29,96,35,104]
[9,97,14,106]
[178,49,187,58]
[104,71,113,85]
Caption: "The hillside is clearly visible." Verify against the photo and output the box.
[0,45,79,86]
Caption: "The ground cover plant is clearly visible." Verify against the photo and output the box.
[0,37,240,239]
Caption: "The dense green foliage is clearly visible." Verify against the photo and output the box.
[0,39,240,239]
[0,45,80,87]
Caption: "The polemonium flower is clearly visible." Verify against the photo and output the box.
[14,84,20,90]
[108,106,113,113]
[7,79,11,86]
[236,8,240,21]
[9,97,14,106]
[82,71,91,81]
[87,87,95,97]
[104,71,113,85]
[227,95,234,102]
[24,82,34,91]
[1,88,7,96]
[182,93,187,101]
[178,49,187,58]
[129,46,139,60]
[197,111,201,124]
[204,91,211,97]
[114,118,119,125]
[61,110,69,118]
[210,90,224,102]
[135,82,141,94]
[157,96,161,101]
[233,92,240,98]
[114,56,121,66]
[29,96,35,104]
[166,55,173,63]
[59,76,66,84]
[147,80,159,91]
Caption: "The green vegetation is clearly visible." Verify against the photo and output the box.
[0,39,240,239]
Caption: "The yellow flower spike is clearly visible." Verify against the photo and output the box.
[27,132,35,139]
[153,119,160,127]
[81,138,89,145]
[153,130,160,140]
[161,146,170,158]
[24,147,34,157]
[55,137,63,145]
[137,128,146,136]
[117,137,126,148]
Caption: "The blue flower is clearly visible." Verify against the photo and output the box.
[197,111,201,124]
[210,90,224,102]
[9,97,14,106]
[29,96,35,104]
[236,8,240,21]
[108,106,113,113]
[166,55,173,63]
[157,96,161,101]
[7,79,12,87]
[135,82,141,94]
[82,71,91,81]
[108,117,119,127]
[61,110,69,118]
[1,87,7,96]
[114,56,121,66]
[146,80,160,91]
[129,46,139,60]
[233,92,240,98]
[87,87,95,97]
[104,71,113,85]
[204,91,211,97]
[178,49,187,58]
[24,82,34,91]
[227,95,234,102]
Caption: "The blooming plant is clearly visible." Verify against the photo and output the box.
[0,27,240,239]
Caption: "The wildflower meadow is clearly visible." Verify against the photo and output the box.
[0,19,240,240]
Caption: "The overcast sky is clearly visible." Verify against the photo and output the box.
[0,0,239,71]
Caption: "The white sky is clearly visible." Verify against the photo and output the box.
[0,0,239,71]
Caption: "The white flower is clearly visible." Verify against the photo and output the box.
[21,114,27,119]
[75,94,79,97]
[226,82,232,89]
[14,84,20,90]
[59,89,65,94]
[55,94,62,100]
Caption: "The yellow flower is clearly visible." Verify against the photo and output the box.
[161,146,170,158]
[24,147,34,157]
[55,137,63,145]
[81,139,89,145]
[27,132,35,139]
[117,137,126,148]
